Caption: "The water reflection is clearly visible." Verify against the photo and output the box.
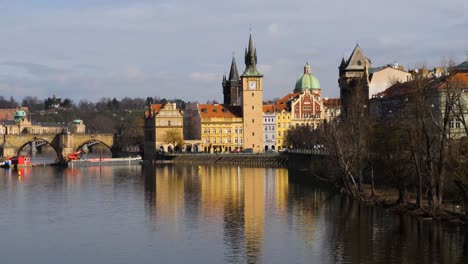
[0,165,466,263]
[140,165,467,264]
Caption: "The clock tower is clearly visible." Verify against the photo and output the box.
[241,34,263,153]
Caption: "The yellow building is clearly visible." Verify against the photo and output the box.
[274,103,291,150]
[198,104,243,153]
[144,102,184,156]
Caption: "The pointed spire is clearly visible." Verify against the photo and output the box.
[228,55,240,81]
[339,57,346,68]
[242,34,262,77]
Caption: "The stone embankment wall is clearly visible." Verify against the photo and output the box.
[158,153,288,167]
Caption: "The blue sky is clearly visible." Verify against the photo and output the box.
[0,0,467,103]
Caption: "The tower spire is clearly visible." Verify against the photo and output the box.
[228,54,240,81]
[242,34,262,77]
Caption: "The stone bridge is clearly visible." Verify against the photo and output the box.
[0,132,114,163]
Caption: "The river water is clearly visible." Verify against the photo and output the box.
[0,164,466,263]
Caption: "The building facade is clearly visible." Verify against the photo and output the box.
[263,105,276,150]
[198,104,243,153]
[0,108,74,135]
[144,102,184,157]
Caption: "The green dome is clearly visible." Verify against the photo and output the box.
[294,63,320,93]
[14,110,27,122]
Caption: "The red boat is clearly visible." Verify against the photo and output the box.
[10,156,31,166]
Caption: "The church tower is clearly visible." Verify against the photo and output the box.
[241,34,263,153]
[338,44,370,119]
[222,55,241,105]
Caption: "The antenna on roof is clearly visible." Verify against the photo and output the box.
[249,24,252,33]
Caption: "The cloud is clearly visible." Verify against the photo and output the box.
[0,0,467,102]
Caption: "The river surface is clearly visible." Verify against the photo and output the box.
[0,164,466,264]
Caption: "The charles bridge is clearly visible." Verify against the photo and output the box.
[0,132,115,163]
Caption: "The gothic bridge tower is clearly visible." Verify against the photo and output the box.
[338,44,371,119]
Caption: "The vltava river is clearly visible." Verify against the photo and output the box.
[0,165,466,263]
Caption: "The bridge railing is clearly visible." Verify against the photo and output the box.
[287,148,328,155]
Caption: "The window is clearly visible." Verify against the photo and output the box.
[450,117,461,129]
[252,93,254,97]
[235,138,238,144]
[168,120,171,126]
[239,128,243,133]
[252,132,255,136]
[219,129,222,134]
[252,119,254,123]
[240,138,243,144]
[252,106,254,110]
[235,128,238,134]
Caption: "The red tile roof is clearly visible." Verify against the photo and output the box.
[263,104,274,113]
[198,104,242,119]
[323,98,341,108]
[273,103,288,112]
[276,93,299,104]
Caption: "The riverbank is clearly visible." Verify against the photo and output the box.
[288,166,467,223]
[346,184,468,224]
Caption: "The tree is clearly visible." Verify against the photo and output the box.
[163,129,183,146]
[324,77,369,197]
[22,96,44,112]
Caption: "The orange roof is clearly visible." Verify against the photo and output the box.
[198,104,242,119]
[273,103,288,112]
[276,93,299,104]
[144,103,164,118]
[150,104,163,114]
[442,72,468,89]
[263,104,274,113]
[378,73,468,99]
[323,98,341,108]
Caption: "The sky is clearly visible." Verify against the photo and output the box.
[0,0,467,103]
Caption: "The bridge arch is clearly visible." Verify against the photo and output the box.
[67,134,114,155]
[16,136,62,159]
